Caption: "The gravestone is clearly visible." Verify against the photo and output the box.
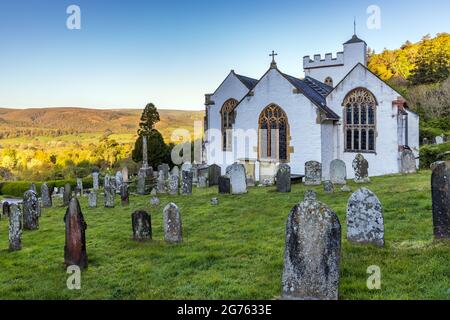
[435,135,444,145]
[181,170,193,195]
[171,166,180,179]
[88,192,97,208]
[9,204,22,252]
[158,164,170,179]
[226,163,247,194]
[104,174,111,189]
[163,203,182,243]
[150,188,157,196]
[64,198,88,269]
[150,196,160,207]
[208,164,222,186]
[197,176,208,188]
[347,188,384,247]
[330,159,347,185]
[122,167,129,183]
[352,154,370,183]
[218,176,231,194]
[323,181,334,193]
[76,178,83,196]
[137,170,146,195]
[304,161,322,186]
[190,165,200,185]
[168,174,179,195]
[92,172,99,190]
[59,187,65,197]
[23,190,39,230]
[181,162,192,173]
[132,210,152,241]
[41,183,52,208]
[120,184,129,206]
[29,183,37,192]
[401,149,417,174]
[115,171,124,193]
[276,164,291,193]
[282,199,341,300]
[104,186,115,208]
[431,162,450,239]
[156,171,167,194]
[63,183,72,206]
[304,190,317,201]
[2,201,10,217]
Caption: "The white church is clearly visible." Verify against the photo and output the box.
[203,34,419,182]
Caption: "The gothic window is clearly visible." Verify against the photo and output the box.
[343,88,377,153]
[324,77,334,87]
[258,104,289,161]
[221,99,238,151]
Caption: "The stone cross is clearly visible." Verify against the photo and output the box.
[64,198,88,269]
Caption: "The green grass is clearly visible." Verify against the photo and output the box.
[0,170,449,300]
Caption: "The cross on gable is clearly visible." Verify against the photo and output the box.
[270,50,278,68]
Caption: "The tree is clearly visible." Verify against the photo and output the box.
[132,129,171,168]
[138,103,160,136]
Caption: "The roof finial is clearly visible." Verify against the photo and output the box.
[269,50,278,68]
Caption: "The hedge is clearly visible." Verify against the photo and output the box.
[419,141,450,169]
[0,177,93,198]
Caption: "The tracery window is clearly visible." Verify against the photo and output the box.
[324,77,333,87]
[221,99,238,151]
[258,104,289,161]
[343,88,377,153]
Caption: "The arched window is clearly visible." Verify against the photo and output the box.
[221,99,238,151]
[324,77,333,87]
[343,88,377,153]
[258,104,289,161]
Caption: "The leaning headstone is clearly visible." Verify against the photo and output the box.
[181,171,193,195]
[330,159,347,185]
[282,199,341,300]
[431,162,450,239]
[218,176,231,194]
[163,203,182,243]
[304,161,322,186]
[64,198,88,269]
[226,163,247,194]
[150,197,160,207]
[120,184,129,206]
[168,174,179,195]
[88,192,97,208]
[352,154,370,183]
[132,210,152,241]
[23,190,39,230]
[41,183,52,208]
[323,181,334,193]
[9,204,22,252]
[276,164,291,193]
[347,188,384,247]
[104,186,115,208]
[3,201,10,217]
[401,149,417,174]
[76,178,83,196]
[63,183,72,206]
[304,190,317,201]
[92,172,99,190]
[158,164,170,179]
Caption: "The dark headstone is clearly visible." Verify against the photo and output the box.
[218,175,231,194]
[2,201,10,217]
[64,198,88,269]
[181,171,193,195]
[41,183,52,208]
[276,164,291,193]
[9,204,22,252]
[23,190,39,230]
[208,164,222,186]
[132,210,152,241]
[163,203,182,243]
[120,184,129,206]
[431,162,450,239]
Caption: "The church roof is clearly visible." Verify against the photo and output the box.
[234,73,259,90]
[343,34,366,45]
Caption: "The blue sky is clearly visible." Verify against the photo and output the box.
[0,0,449,110]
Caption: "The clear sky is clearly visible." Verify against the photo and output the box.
[0,0,449,110]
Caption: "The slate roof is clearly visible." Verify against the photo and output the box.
[343,34,366,45]
[234,73,259,90]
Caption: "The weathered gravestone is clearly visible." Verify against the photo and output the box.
[104,186,115,208]
[168,174,179,195]
[435,135,444,145]
[132,210,152,241]
[226,163,247,194]
[218,176,231,194]
[92,172,99,190]
[120,184,129,206]
[156,171,167,194]
[64,198,88,269]
[304,190,317,201]
[330,159,347,185]
[63,183,72,206]
[110,176,117,193]
[401,149,417,174]
[181,162,192,173]
[346,188,384,247]
[352,154,370,183]
[197,176,208,188]
[23,190,39,230]
[208,164,222,186]
[431,162,450,239]
[150,196,160,207]
[158,164,170,179]
[171,166,180,179]
[88,192,97,208]
[282,199,341,300]
[104,174,111,189]
[163,203,182,243]
[122,167,129,183]
[115,171,124,194]
[9,204,22,252]
[3,201,10,217]
[276,164,291,193]
[76,178,83,196]
[41,183,52,208]
[323,180,334,193]
[304,161,322,186]
[137,170,146,195]
[181,171,193,195]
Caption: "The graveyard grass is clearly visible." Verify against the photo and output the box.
[0,170,449,300]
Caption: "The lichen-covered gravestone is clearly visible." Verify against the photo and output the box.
[120,184,129,206]
[181,171,193,195]
[9,204,22,252]
[304,190,317,201]
[132,210,152,241]
[64,198,88,269]
[352,154,370,183]
[171,166,180,179]
[23,190,39,230]
[226,163,247,194]
[163,203,182,243]
[104,186,115,208]
[323,180,334,193]
[304,161,322,186]
[41,183,52,208]
[330,159,347,185]
[168,174,179,195]
[218,176,231,194]
[150,196,160,207]
[401,149,417,174]
[346,188,384,247]
[63,183,72,206]
[115,171,124,193]
[282,199,341,300]
[88,192,97,208]
[431,162,450,239]
[276,164,291,193]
